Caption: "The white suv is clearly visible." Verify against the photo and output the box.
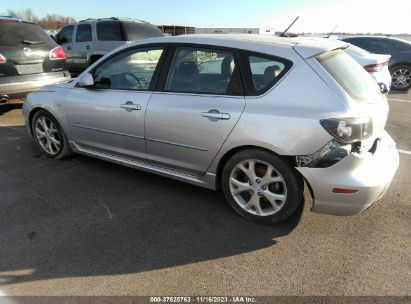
[55,17,163,73]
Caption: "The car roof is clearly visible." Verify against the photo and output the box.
[127,34,348,58]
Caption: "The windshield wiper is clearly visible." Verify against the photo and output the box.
[22,40,45,45]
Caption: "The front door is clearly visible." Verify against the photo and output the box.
[57,25,74,69]
[67,46,166,160]
[145,46,245,173]
[72,23,93,71]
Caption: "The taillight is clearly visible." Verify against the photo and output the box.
[49,47,66,60]
[320,117,373,143]
[364,62,388,73]
[0,53,6,64]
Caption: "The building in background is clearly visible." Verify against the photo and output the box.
[195,27,276,35]
[158,24,195,36]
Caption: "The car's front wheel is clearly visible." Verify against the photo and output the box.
[32,110,72,159]
[221,150,304,224]
[390,65,411,90]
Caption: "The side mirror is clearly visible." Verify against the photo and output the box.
[78,73,95,87]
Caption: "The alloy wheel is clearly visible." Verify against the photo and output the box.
[229,159,287,216]
[392,68,411,89]
[34,116,61,155]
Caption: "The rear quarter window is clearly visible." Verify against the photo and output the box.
[316,49,381,102]
[122,22,163,41]
[242,52,292,96]
[97,21,123,41]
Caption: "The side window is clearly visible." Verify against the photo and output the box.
[247,55,287,93]
[165,47,242,95]
[57,25,74,44]
[93,47,164,91]
[390,40,409,52]
[76,24,92,42]
[96,21,122,41]
[364,39,390,53]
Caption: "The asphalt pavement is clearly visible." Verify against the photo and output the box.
[0,91,410,298]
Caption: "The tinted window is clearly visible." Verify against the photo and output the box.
[248,56,286,92]
[76,24,92,42]
[0,21,55,47]
[366,39,390,53]
[93,47,164,90]
[122,22,163,41]
[165,47,242,95]
[97,21,123,41]
[58,25,74,44]
[390,39,411,52]
[317,49,380,102]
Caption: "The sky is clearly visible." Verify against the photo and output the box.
[2,0,411,34]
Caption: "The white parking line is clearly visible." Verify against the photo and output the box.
[388,98,411,103]
[398,149,411,155]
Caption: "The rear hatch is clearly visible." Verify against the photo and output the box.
[0,20,66,77]
[312,47,389,150]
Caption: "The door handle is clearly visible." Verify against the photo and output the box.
[201,110,230,120]
[120,102,141,111]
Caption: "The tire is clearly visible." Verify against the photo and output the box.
[390,65,411,91]
[31,110,72,159]
[221,149,304,224]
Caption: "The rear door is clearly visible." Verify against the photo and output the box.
[72,23,93,71]
[145,45,245,173]
[0,20,65,77]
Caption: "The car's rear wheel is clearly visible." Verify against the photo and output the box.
[390,65,411,90]
[221,150,304,224]
[32,110,72,159]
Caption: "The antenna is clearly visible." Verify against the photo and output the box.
[280,16,299,37]
[325,25,338,38]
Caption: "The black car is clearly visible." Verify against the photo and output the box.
[0,16,71,103]
[342,36,411,90]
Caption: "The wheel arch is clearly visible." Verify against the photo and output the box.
[214,145,295,190]
[28,107,62,136]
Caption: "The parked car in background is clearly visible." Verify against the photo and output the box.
[55,17,164,74]
[23,35,399,224]
[344,44,391,92]
[0,16,70,104]
[342,36,411,90]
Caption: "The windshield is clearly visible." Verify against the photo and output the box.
[0,21,55,47]
[316,49,381,102]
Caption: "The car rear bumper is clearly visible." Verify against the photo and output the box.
[370,69,392,90]
[0,72,71,99]
[297,131,399,216]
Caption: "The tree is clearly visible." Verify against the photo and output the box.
[5,8,76,30]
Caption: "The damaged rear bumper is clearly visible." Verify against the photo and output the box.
[297,131,399,215]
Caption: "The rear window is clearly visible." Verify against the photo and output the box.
[0,21,55,47]
[317,49,381,102]
[122,22,163,41]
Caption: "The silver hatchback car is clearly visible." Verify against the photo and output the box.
[22,35,399,224]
